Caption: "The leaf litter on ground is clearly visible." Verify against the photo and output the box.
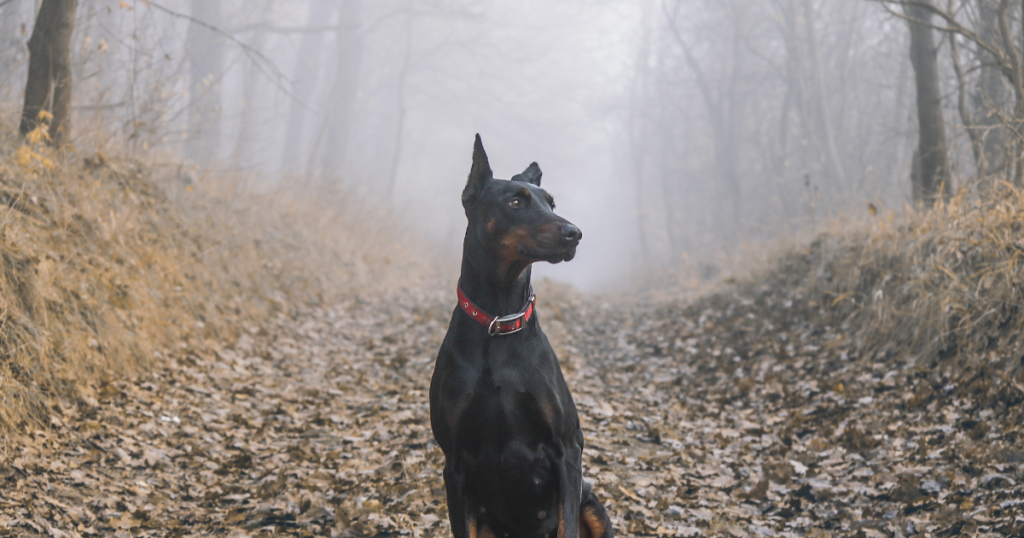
[1,272,1023,537]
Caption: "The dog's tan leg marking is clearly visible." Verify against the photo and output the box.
[479,524,497,538]
[580,506,606,538]
[469,516,497,538]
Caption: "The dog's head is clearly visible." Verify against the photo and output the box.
[462,135,581,281]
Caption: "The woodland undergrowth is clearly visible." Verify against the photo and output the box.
[2,121,1024,534]
[0,119,436,444]
[754,186,1024,385]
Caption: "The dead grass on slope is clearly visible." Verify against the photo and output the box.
[758,184,1024,384]
[0,126,437,445]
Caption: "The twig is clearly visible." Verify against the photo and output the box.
[21,384,106,453]
[874,0,1005,62]
[948,15,982,167]
[144,1,309,108]
[51,405,106,453]
[998,371,1024,395]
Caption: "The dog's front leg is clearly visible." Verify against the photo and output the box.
[443,461,471,538]
[556,449,583,538]
[579,482,614,538]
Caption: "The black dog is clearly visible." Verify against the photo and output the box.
[430,135,613,538]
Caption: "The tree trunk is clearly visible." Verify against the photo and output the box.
[905,0,950,205]
[19,0,78,146]
[802,0,847,191]
[667,2,741,245]
[997,0,1024,186]
[910,148,923,203]
[950,32,982,174]
[186,0,223,164]
[891,51,914,196]
[775,0,842,204]
[385,2,413,199]
[627,0,655,264]
[1,0,26,101]
[281,0,337,174]
[972,0,1009,178]
[231,0,275,166]
[311,0,363,178]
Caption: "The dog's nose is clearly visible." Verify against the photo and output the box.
[561,224,582,242]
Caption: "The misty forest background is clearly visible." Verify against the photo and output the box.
[5,0,1009,288]
[7,1,1024,536]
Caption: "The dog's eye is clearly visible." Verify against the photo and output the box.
[509,198,522,208]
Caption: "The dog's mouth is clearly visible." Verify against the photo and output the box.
[520,242,578,264]
[557,244,577,262]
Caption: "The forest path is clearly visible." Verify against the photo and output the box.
[1,284,1020,537]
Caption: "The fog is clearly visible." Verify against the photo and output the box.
[1,0,928,290]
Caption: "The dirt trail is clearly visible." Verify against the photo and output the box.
[1,283,1022,537]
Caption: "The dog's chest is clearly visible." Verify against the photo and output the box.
[449,338,568,434]
[469,335,565,399]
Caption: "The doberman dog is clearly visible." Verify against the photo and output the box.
[430,135,614,538]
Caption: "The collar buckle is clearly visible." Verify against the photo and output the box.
[487,295,535,336]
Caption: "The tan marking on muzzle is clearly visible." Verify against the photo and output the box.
[497,228,538,281]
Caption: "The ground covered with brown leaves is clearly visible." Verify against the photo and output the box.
[2,276,1023,537]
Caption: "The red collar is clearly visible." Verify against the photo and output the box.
[457,285,536,336]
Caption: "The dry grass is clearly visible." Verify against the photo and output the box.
[637,181,1024,388]
[754,185,1024,379]
[0,125,438,442]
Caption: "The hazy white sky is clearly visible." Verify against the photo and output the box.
[383,0,644,290]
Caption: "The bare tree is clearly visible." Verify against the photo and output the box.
[879,0,1024,185]
[312,0,364,178]
[625,0,915,262]
[232,0,277,166]
[904,0,951,204]
[664,1,743,245]
[281,0,339,173]
[186,0,223,164]
[971,1,1010,177]
[772,0,849,194]
[385,3,414,199]
[0,0,26,103]
[627,0,657,264]
[942,1,1009,182]
[19,0,78,146]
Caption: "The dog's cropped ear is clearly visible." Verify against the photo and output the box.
[463,134,493,210]
[512,162,542,186]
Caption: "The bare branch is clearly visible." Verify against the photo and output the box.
[144,1,303,104]
[994,0,1023,91]
[660,0,717,114]
[234,24,343,35]
[948,17,982,167]
[875,0,1007,63]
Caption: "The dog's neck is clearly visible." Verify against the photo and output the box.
[459,243,533,318]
